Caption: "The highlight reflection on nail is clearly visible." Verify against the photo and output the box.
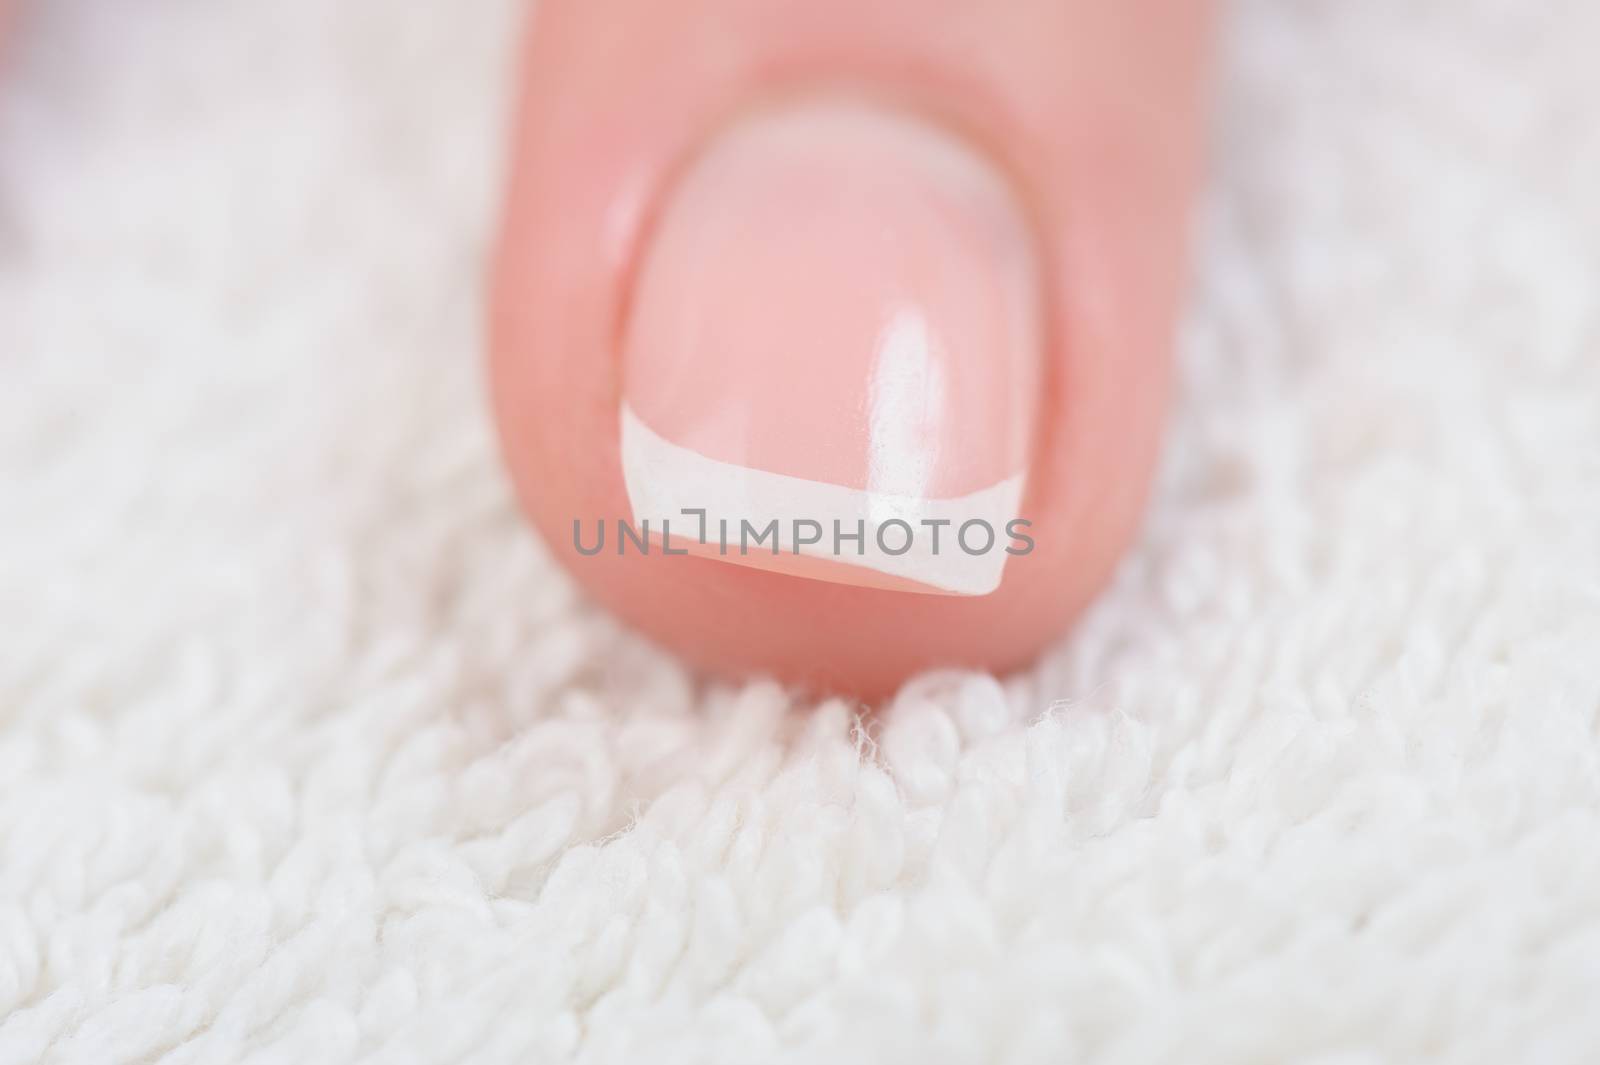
[618,99,1042,595]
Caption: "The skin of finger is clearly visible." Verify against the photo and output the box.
[490,0,1215,697]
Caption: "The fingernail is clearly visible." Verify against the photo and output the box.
[620,99,1042,596]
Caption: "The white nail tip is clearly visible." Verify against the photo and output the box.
[620,404,1023,596]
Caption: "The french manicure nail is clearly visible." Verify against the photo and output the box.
[620,99,1042,595]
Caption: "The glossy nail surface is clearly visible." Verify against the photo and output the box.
[621,99,1043,595]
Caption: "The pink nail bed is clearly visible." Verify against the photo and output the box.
[620,99,1042,595]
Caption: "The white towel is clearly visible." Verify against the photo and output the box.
[2,0,1598,1061]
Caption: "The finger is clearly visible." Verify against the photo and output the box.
[491,0,1214,697]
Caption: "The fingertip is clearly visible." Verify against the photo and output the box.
[490,1,1209,698]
